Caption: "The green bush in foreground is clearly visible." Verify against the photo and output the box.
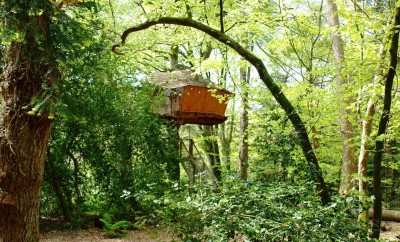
[155,179,369,242]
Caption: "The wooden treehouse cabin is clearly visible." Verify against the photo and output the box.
[151,70,232,125]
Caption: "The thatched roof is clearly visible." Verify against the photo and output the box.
[150,70,209,89]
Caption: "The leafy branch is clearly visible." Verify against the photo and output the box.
[113,17,330,204]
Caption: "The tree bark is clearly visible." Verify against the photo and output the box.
[311,126,320,149]
[202,125,222,181]
[0,10,55,242]
[358,99,375,194]
[238,64,250,180]
[219,122,231,171]
[168,124,181,182]
[114,17,330,204]
[357,37,389,221]
[167,48,181,182]
[188,139,196,184]
[326,0,356,196]
[371,6,400,239]
[218,68,234,172]
[180,138,197,185]
[68,152,83,221]
[45,158,73,222]
[191,136,219,187]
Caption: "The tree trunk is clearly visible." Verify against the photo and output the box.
[371,6,400,239]
[390,169,399,205]
[168,124,180,182]
[219,122,231,171]
[188,139,196,184]
[202,125,222,182]
[238,65,250,180]
[358,99,375,194]
[389,141,399,204]
[326,0,356,196]
[357,99,375,223]
[219,69,235,172]
[311,126,320,149]
[46,158,73,222]
[0,5,56,240]
[180,138,196,185]
[357,38,389,220]
[167,47,181,182]
[68,152,83,221]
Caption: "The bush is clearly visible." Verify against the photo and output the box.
[99,213,135,238]
[157,179,369,242]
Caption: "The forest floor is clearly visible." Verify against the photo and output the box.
[40,227,179,242]
[39,222,400,241]
[381,221,400,241]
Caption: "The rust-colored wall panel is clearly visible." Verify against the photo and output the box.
[154,85,231,125]
[179,85,229,116]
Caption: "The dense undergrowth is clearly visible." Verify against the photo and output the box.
[133,178,369,242]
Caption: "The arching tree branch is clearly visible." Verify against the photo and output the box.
[113,17,330,204]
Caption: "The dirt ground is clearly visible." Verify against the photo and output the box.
[381,222,400,241]
[40,227,179,242]
[40,223,400,242]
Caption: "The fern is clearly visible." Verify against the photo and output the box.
[99,214,134,238]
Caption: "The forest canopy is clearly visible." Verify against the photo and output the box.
[1,0,400,241]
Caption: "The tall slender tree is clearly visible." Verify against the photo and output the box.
[238,62,250,180]
[326,0,356,195]
[371,5,400,239]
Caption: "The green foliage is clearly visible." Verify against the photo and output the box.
[158,180,368,242]
[99,213,134,238]
[43,77,180,220]
[41,2,180,222]
[28,0,400,240]
[251,100,301,182]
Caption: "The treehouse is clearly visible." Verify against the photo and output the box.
[151,70,232,125]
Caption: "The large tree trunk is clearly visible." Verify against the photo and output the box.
[326,0,356,196]
[371,6,400,239]
[0,16,54,242]
[238,65,250,180]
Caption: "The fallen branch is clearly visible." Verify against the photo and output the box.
[369,209,400,222]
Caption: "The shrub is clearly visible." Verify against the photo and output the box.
[157,179,369,242]
[99,213,135,238]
